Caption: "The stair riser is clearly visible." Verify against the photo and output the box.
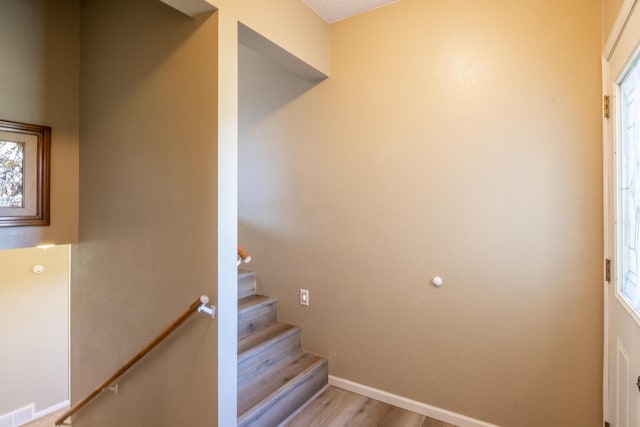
[238,301,278,339]
[238,272,257,299]
[238,360,328,427]
[238,329,302,389]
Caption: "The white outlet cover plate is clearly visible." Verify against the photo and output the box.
[300,289,310,306]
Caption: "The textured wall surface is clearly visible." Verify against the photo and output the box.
[0,0,79,249]
[71,1,218,425]
[239,1,604,425]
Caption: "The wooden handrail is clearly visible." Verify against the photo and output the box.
[238,244,252,263]
[55,296,210,426]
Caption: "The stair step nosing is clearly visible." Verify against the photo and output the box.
[238,325,300,361]
[275,383,331,427]
[238,357,328,424]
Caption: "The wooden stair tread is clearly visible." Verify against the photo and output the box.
[238,294,276,312]
[238,322,302,389]
[238,294,278,339]
[236,273,328,426]
[238,352,325,417]
[238,322,298,356]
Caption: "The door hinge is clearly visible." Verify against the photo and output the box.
[604,95,610,119]
[606,258,611,283]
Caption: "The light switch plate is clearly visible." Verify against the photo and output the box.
[300,289,309,306]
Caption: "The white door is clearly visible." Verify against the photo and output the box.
[606,2,640,426]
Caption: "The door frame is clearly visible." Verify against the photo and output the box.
[603,0,640,423]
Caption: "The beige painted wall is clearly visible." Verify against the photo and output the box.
[603,0,625,43]
[0,245,69,415]
[239,1,604,426]
[71,0,218,425]
[0,0,79,250]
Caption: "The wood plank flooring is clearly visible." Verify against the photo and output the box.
[282,387,458,427]
[19,389,455,427]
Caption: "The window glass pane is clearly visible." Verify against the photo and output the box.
[620,55,640,314]
[0,140,24,208]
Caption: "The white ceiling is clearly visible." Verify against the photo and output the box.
[303,0,399,23]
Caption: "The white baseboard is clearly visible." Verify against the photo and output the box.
[0,404,32,427]
[33,400,69,420]
[328,376,500,427]
[0,400,69,427]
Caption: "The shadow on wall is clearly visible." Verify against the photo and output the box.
[239,44,319,129]
[238,41,323,256]
[238,40,323,273]
[0,0,79,249]
[78,0,215,243]
[238,41,327,324]
[81,0,213,124]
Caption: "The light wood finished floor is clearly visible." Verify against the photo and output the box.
[19,389,456,427]
[282,387,458,427]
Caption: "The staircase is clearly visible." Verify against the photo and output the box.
[237,270,328,427]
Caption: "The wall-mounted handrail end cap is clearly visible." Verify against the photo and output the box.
[199,295,209,304]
